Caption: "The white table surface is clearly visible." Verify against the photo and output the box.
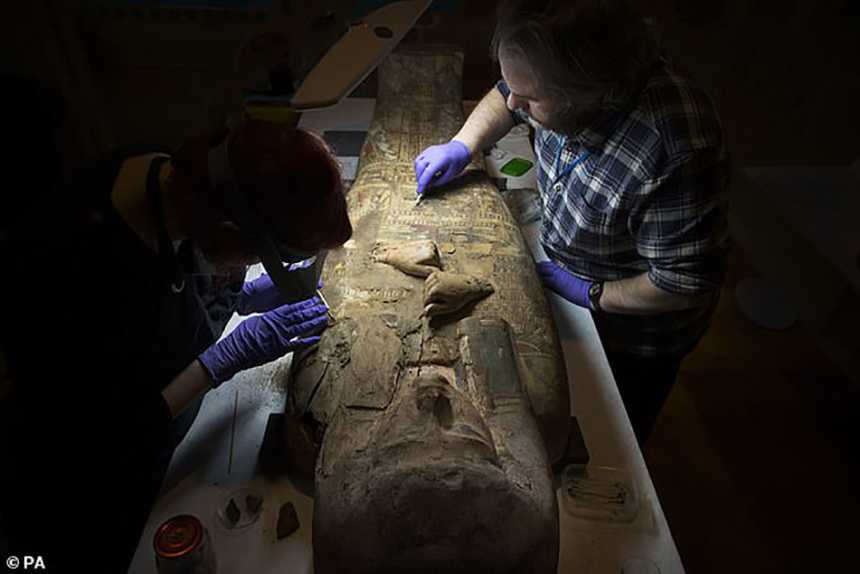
[128,98,683,574]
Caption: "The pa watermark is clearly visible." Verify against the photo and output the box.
[4,555,46,570]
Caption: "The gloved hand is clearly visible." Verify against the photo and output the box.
[236,273,279,315]
[536,260,593,309]
[237,274,324,316]
[414,140,471,198]
[199,296,328,386]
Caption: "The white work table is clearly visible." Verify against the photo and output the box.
[128,99,682,574]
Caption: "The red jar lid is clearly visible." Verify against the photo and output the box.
[154,515,203,559]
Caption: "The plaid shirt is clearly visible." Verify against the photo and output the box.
[498,63,730,358]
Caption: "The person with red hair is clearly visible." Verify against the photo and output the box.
[0,118,351,571]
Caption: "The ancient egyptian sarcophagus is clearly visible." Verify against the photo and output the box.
[277,48,570,574]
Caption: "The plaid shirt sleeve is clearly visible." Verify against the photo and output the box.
[629,85,731,295]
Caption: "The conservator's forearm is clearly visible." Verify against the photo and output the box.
[452,87,515,156]
[601,272,712,315]
[161,359,214,418]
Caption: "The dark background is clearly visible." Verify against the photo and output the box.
[2,1,858,572]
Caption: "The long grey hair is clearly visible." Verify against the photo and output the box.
[490,0,659,114]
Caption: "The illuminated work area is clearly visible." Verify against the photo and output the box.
[1,1,858,573]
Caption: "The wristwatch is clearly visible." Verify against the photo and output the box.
[587,281,604,311]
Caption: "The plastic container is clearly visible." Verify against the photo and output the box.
[215,487,265,531]
[154,514,217,574]
[500,157,535,177]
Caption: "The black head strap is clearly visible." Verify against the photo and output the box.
[207,135,322,303]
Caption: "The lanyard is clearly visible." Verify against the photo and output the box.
[552,139,589,187]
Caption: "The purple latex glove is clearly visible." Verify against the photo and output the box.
[236,273,280,315]
[414,140,471,197]
[536,260,593,309]
[199,296,328,386]
[236,274,324,316]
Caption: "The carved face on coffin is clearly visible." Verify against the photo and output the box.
[375,371,497,465]
[309,317,557,574]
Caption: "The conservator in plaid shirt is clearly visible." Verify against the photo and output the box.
[413,0,729,443]
[497,71,729,359]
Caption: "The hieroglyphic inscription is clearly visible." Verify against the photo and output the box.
[290,48,570,462]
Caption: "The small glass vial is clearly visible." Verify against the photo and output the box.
[154,514,217,574]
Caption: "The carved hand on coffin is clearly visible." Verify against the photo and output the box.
[373,240,442,278]
[422,271,494,317]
